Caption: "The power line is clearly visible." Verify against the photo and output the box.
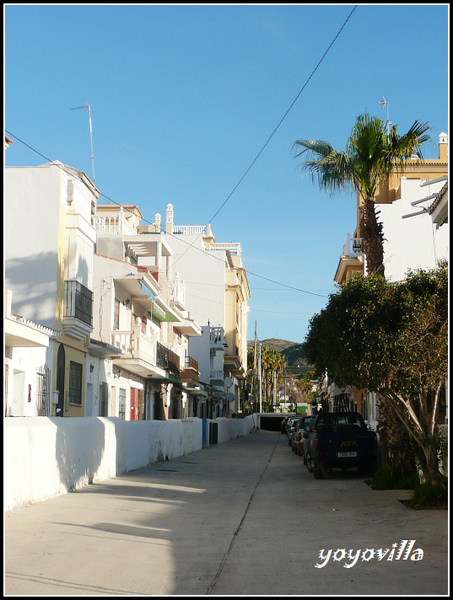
[169,5,357,269]
[5,5,358,302]
[5,130,328,299]
[207,5,358,225]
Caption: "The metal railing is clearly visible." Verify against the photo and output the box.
[64,280,93,326]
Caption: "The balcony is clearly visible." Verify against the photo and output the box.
[171,274,186,310]
[111,326,168,379]
[210,369,225,386]
[180,356,200,390]
[63,280,93,340]
[210,327,225,351]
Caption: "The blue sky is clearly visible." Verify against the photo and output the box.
[4,4,449,343]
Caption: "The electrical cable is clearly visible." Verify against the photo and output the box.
[5,130,329,299]
[5,7,356,302]
[166,5,358,269]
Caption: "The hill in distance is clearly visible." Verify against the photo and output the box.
[247,338,313,376]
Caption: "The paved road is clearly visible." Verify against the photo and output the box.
[4,429,449,596]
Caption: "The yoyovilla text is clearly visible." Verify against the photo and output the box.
[315,540,423,568]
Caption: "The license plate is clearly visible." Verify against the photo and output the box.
[337,451,357,458]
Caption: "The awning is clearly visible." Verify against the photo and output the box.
[140,282,156,301]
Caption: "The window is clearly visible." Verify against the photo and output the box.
[100,382,109,416]
[36,365,50,416]
[119,388,126,420]
[68,361,83,406]
[114,298,120,330]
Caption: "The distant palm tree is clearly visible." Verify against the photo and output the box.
[293,114,430,277]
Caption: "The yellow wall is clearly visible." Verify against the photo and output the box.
[52,169,90,417]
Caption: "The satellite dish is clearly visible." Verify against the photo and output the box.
[227,393,235,403]
[224,377,233,388]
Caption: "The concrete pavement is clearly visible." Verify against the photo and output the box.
[4,429,449,596]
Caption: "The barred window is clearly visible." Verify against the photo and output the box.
[119,388,126,420]
[68,361,83,406]
[36,365,50,416]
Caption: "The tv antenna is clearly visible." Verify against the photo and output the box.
[378,96,391,140]
[70,99,96,185]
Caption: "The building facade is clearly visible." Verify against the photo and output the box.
[93,203,203,421]
[139,204,251,416]
[5,161,98,417]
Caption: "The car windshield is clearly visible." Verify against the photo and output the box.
[316,414,363,430]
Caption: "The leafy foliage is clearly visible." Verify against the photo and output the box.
[303,262,448,487]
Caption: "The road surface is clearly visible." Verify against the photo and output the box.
[4,429,448,596]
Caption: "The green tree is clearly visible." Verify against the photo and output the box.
[303,264,448,488]
[293,113,430,277]
[247,345,287,411]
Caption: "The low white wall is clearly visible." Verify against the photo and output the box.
[4,415,255,512]
[216,414,257,443]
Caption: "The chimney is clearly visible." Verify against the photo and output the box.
[166,204,174,234]
[154,213,161,232]
[438,132,448,162]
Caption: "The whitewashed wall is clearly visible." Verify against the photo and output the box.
[4,415,256,512]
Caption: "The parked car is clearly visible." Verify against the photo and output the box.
[285,417,300,447]
[292,415,317,456]
[304,411,378,479]
[280,415,293,434]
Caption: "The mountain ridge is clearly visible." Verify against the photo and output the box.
[247,338,312,376]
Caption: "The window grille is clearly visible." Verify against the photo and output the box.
[119,388,126,420]
[36,365,50,416]
[68,361,83,405]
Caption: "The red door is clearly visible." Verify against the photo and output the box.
[130,387,139,421]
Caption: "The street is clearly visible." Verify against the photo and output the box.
[4,429,449,596]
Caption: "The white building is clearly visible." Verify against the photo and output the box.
[4,289,59,416]
[139,204,251,415]
[93,203,203,420]
[5,161,99,417]
[379,175,448,282]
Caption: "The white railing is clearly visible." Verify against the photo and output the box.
[111,326,156,366]
[173,225,208,235]
[342,234,363,257]
[209,242,242,255]
[210,369,224,383]
[134,328,156,365]
[171,275,186,309]
[210,327,225,347]
[95,211,137,236]
[111,330,134,354]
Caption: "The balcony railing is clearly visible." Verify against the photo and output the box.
[63,280,93,339]
[210,326,225,349]
[156,341,169,371]
[64,280,93,326]
[112,327,156,370]
[210,369,224,385]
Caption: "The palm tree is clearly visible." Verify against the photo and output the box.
[293,113,430,277]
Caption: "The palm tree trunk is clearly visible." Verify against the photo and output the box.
[361,196,385,277]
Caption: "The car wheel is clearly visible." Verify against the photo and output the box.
[307,453,314,473]
[313,460,323,479]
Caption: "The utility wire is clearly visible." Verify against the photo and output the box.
[208,5,357,225]
[169,4,357,269]
[5,130,328,298]
[5,8,356,302]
